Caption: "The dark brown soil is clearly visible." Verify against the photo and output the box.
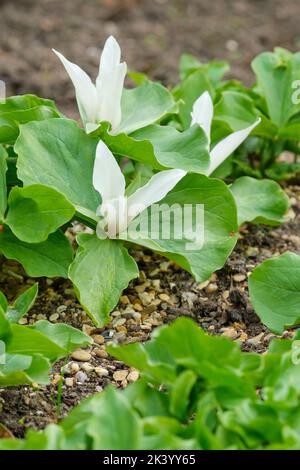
[1,0,300,439]
[1,0,300,118]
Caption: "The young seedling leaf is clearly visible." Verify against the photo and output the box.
[230,176,289,226]
[6,283,39,323]
[249,252,300,334]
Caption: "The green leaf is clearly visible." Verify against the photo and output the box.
[173,69,214,128]
[252,49,300,127]
[130,124,210,173]
[122,174,238,282]
[0,228,73,278]
[0,94,61,144]
[6,283,38,323]
[265,162,300,181]
[69,234,138,326]
[0,291,8,313]
[6,184,75,243]
[0,309,12,341]
[116,81,176,135]
[249,252,300,334]
[169,370,197,421]
[33,320,92,352]
[6,324,66,360]
[101,123,210,173]
[214,91,258,130]
[15,119,100,214]
[0,354,50,387]
[230,176,289,226]
[0,145,7,221]
[179,55,229,83]
[61,386,142,450]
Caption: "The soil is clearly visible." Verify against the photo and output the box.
[1,0,300,439]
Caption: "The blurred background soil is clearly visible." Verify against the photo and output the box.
[1,0,300,119]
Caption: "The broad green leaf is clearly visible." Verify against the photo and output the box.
[116,81,176,135]
[69,234,138,326]
[33,320,92,352]
[61,386,142,450]
[16,119,100,214]
[101,123,210,173]
[214,91,258,130]
[122,174,238,282]
[230,176,289,226]
[6,324,66,360]
[0,94,61,144]
[0,228,73,278]
[252,49,300,127]
[6,283,38,323]
[173,69,214,128]
[249,252,300,334]
[0,354,50,387]
[0,145,7,221]
[6,184,75,243]
[130,124,210,173]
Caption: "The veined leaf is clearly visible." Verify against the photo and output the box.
[69,234,139,326]
[6,184,75,243]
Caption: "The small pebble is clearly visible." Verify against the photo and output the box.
[95,367,109,377]
[49,313,59,322]
[127,370,139,382]
[81,362,94,373]
[75,371,88,384]
[94,348,108,358]
[65,377,74,387]
[206,283,218,294]
[233,274,246,282]
[113,370,128,382]
[71,349,91,362]
[220,327,238,339]
[93,334,105,345]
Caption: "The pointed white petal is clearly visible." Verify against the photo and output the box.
[93,141,125,202]
[208,118,261,175]
[53,49,97,125]
[99,36,122,74]
[190,91,213,141]
[96,36,127,131]
[127,169,187,221]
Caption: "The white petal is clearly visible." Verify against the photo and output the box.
[99,36,122,74]
[208,118,261,175]
[127,169,187,221]
[53,49,97,125]
[190,91,213,141]
[96,36,127,131]
[93,141,125,202]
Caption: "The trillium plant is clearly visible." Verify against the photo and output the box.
[0,36,290,327]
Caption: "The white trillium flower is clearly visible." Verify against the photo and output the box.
[191,91,261,175]
[93,141,187,239]
[53,36,127,134]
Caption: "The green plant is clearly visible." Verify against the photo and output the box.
[2,317,300,450]
[0,285,91,386]
[0,37,291,328]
